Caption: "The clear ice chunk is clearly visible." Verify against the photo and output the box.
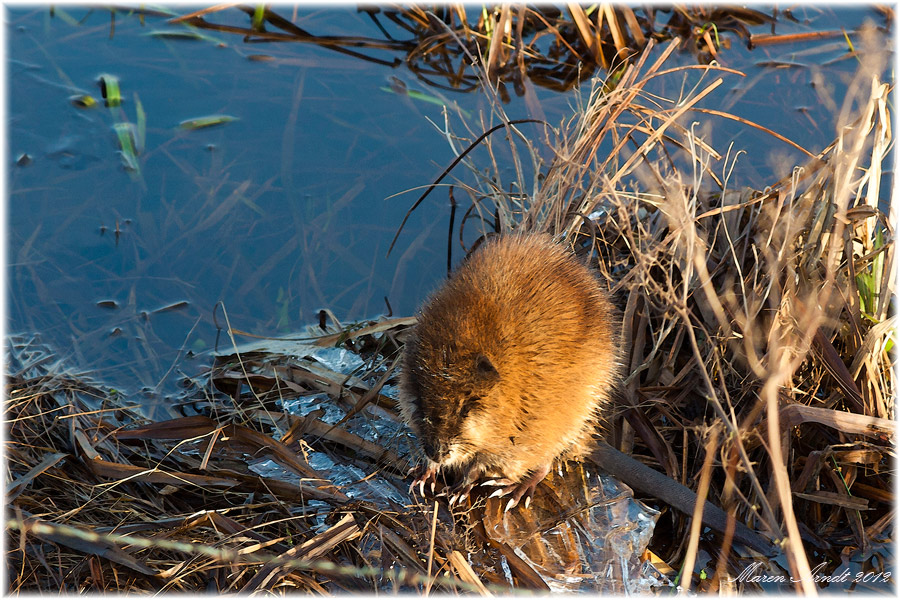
[306,346,365,375]
[482,465,663,593]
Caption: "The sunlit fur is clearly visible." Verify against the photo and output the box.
[398,233,622,485]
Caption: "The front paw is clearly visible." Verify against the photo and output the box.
[408,464,481,506]
[443,479,476,507]
[480,463,551,511]
[408,464,439,496]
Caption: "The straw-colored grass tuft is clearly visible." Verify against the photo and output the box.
[423,30,893,593]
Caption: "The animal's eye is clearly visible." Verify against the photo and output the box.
[475,354,497,377]
[460,395,481,419]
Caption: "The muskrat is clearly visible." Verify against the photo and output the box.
[398,233,622,510]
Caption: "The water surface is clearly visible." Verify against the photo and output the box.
[6,5,889,412]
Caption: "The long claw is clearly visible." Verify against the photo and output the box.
[408,465,439,499]
[483,464,551,511]
[481,478,514,488]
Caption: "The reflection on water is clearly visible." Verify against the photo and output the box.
[6,6,885,404]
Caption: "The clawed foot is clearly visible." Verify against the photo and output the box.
[409,465,477,506]
[408,464,439,497]
[408,463,551,512]
[443,479,476,506]
[480,463,551,512]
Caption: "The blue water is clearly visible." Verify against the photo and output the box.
[6,6,890,411]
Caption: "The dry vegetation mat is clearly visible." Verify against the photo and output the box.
[6,19,895,598]
[407,31,893,593]
[7,323,654,594]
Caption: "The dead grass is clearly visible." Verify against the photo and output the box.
[8,317,643,593]
[170,4,799,95]
[6,331,486,593]
[420,29,893,593]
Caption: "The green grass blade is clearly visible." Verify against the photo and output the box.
[139,4,178,17]
[99,74,121,107]
[178,115,238,130]
[69,94,98,108]
[251,5,266,31]
[380,86,472,118]
[146,28,223,43]
[113,122,140,172]
[52,7,82,27]
[134,93,146,154]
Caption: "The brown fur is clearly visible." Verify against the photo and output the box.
[398,234,622,486]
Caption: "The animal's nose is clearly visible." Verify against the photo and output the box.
[423,438,449,463]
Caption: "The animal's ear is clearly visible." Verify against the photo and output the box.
[474,354,499,381]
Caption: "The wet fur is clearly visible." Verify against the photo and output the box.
[398,234,622,486]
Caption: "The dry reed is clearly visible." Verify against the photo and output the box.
[427,28,893,593]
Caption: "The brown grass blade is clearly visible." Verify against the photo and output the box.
[793,490,869,511]
[605,78,725,187]
[680,423,721,592]
[812,328,865,412]
[84,456,241,488]
[750,30,848,46]
[764,375,820,593]
[620,6,646,46]
[113,416,350,497]
[623,406,679,480]
[447,550,492,595]
[485,5,510,80]
[378,524,429,574]
[224,424,328,480]
[777,404,895,439]
[311,316,416,346]
[824,467,870,553]
[252,409,409,472]
[168,3,238,24]
[242,513,361,592]
[851,482,893,504]
[602,4,628,59]
[6,452,67,501]
[690,107,817,159]
[330,354,401,427]
[26,516,159,577]
[483,538,548,591]
[114,415,218,441]
[567,3,599,64]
